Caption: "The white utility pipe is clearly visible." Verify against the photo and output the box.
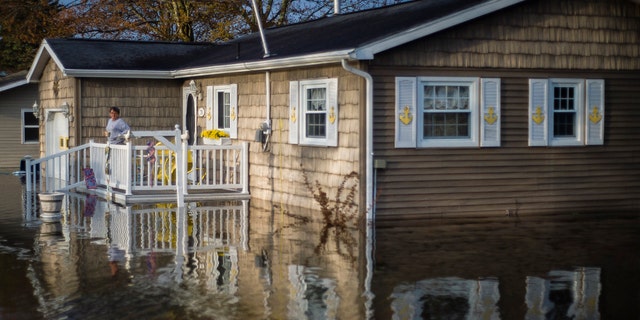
[250,0,271,57]
[265,71,271,126]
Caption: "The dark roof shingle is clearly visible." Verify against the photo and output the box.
[40,0,496,73]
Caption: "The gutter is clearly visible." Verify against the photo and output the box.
[0,79,28,92]
[341,59,374,221]
[174,50,353,78]
[57,50,353,80]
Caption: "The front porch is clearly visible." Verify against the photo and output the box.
[23,127,250,206]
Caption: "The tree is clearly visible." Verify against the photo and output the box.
[59,0,239,42]
[0,0,73,72]
[59,0,405,42]
[1,0,406,72]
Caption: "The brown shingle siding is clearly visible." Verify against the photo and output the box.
[375,0,640,70]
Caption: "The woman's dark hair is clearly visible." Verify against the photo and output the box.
[110,107,120,115]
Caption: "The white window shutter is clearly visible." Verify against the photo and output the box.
[395,77,417,148]
[206,85,213,130]
[326,78,339,147]
[529,79,548,146]
[229,84,238,139]
[585,79,605,145]
[480,78,501,147]
[289,81,299,144]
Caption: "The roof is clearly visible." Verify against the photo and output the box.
[27,0,524,81]
[0,70,30,92]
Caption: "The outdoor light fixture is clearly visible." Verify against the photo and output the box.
[58,101,74,122]
[32,101,39,119]
[189,80,202,100]
[61,101,70,118]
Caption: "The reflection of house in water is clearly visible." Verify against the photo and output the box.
[288,265,340,320]
[24,191,368,319]
[526,268,600,320]
[387,268,601,320]
[390,277,500,320]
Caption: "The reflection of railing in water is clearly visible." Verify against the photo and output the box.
[130,202,248,253]
[62,195,249,255]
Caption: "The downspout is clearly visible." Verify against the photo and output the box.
[341,59,374,221]
[342,58,376,320]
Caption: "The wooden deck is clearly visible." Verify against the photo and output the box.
[76,186,250,205]
[23,128,250,206]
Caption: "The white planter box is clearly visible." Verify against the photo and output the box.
[203,137,231,145]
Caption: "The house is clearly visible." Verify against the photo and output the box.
[27,0,640,219]
[0,71,40,169]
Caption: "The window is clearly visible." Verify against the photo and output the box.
[528,79,604,146]
[22,109,39,144]
[395,77,501,148]
[206,84,237,138]
[289,78,338,146]
[217,90,231,129]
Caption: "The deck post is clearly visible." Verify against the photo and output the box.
[174,127,185,206]
[181,133,189,196]
[242,142,249,194]
[125,141,133,196]
[25,156,33,193]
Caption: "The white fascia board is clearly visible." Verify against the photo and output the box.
[57,49,353,79]
[351,0,525,59]
[173,49,353,78]
[0,79,28,93]
[26,41,51,83]
[63,69,174,79]
[27,40,75,82]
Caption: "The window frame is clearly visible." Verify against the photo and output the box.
[216,88,232,130]
[22,108,39,144]
[289,78,338,147]
[206,84,238,139]
[417,77,480,148]
[549,78,584,146]
[528,78,603,147]
[300,79,329,146]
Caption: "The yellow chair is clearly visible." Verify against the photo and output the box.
[154,143,205,185]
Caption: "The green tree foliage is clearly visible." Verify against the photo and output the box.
[0,0,73,72]
[1,0,405,72]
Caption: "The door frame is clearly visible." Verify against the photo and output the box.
[182,87,198,145]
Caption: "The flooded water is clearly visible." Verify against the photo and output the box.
[0,173,638,319]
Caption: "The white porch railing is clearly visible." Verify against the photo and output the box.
[24,127,249,203]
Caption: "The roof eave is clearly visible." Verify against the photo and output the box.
[27,40,74,83]
[0,79,29,93]
[63,69,174,79]
[352,0,526,59]
[173,49,354,78]
[26,41,50,83]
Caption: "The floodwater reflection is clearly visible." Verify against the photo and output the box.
[0,174,639,319]
[373,215,639,319]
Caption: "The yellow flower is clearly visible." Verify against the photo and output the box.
[200,129,229,139]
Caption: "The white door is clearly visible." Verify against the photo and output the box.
[45,111,69,184]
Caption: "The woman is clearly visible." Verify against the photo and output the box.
[105,107,130,145]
